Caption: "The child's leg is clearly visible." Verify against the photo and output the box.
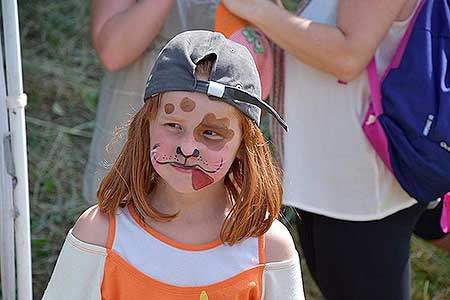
[296,204,427,300]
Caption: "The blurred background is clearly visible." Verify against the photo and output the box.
[6,1,450,299]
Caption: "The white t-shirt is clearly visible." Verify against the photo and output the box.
[283,0,421,221]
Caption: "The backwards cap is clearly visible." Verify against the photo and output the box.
[144,30,287,131]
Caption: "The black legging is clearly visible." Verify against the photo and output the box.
[414,199,447,240]
[296,204,427,300]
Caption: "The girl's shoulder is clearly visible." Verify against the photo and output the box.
[264,220,298,263]
[71,205,109,248]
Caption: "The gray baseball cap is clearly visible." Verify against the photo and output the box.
[144,30,288,132]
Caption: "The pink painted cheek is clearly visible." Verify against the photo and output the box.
[197,146,236,181]
[190,149,235,191]
[150,142,177,163]
[150,133,179,177]
[150,142,194,192]
[150,127,178,162]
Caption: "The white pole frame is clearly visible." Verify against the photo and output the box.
[0,31,17,300]
[1,0,33,299]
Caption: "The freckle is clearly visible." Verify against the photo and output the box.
[180,98,196,112]
[164,103,175,114]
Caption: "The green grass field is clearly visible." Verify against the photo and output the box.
[13,1,450,299]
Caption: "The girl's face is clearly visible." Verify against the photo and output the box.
[149,91,243,193]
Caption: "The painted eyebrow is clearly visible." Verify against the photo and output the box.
[160,115,186,123]
[199,123,231,130]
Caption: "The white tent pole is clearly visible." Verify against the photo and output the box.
[0,30,17,300]
[2,0,33,299]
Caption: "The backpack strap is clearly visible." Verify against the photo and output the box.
[367,59,383,117]
[366,0,427,116]
[389,0,427,71]
[441,193,450,234]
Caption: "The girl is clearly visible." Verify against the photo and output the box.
[42,30,304,300]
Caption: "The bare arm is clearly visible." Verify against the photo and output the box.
[91,0,176,71]
[265,220,297,263]
[72,205,109,247]
[222,0,416,82]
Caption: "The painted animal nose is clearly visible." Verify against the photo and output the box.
[176,146,200,158]
[192,149,200,157]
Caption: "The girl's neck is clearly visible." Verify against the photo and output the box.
[142,180,229,246]
[149,179,229,223]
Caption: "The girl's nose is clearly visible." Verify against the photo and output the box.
[176,146,200,159]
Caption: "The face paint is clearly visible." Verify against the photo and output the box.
[192,168,214,190]
[154,147,224,175]
[194,113,235,151]
[149,91,242,194]
[164,103,175,114]
[151,137,226,191]
[180,97,196,112]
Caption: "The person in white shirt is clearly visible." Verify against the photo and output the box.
[220,0,440,299]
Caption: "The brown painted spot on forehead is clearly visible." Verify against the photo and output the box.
[164,103,175,114]
[180,97,196,112]
[194,113,235,151]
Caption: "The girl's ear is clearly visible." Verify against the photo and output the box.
[236,141,245,160]
[236,149,243,160]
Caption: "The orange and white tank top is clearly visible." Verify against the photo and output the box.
[101,206,265,300]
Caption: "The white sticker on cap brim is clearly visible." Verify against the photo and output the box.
[207,81,225,98]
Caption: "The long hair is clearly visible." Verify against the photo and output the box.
[221,116,282,244]
[98,57,283,245]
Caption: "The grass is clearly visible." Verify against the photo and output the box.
[5,1,449,299]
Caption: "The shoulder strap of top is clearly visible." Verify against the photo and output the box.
[105,211,116,250]
[258,235,265,264]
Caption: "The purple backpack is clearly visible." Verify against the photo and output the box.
[362,0,450,204]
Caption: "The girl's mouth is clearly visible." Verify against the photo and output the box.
[156,158,224,174]
[170,162,194,173]
[169,162,214,190]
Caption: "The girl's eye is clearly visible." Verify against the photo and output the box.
[164,123,182,131]
[203,130,223,140]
